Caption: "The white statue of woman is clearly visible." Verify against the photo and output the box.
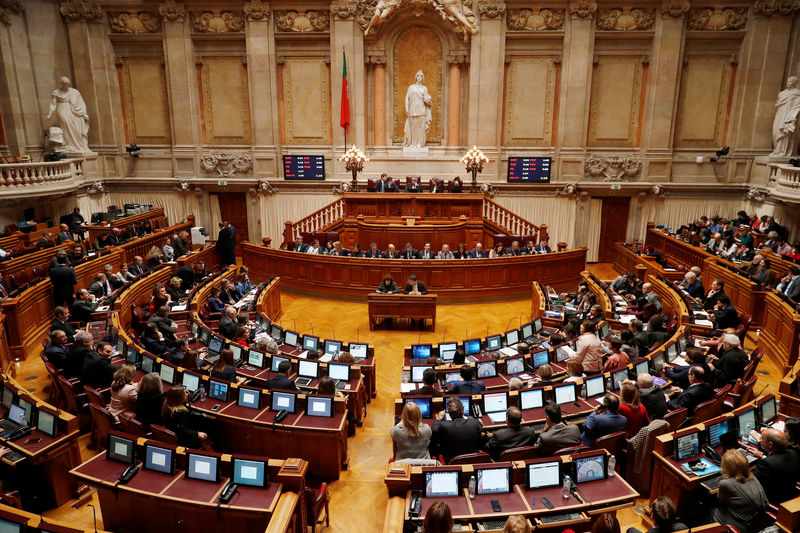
[771,75,800,157]
[403,70,432,149]
[47,76,91,154]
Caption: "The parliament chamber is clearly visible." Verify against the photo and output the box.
[2,0,800,532]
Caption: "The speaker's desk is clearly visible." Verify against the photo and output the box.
[368,293,437,330]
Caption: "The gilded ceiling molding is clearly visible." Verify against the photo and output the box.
[506,8,565,30]
[108,11,161,33]
[60,1,103,23]
[660,0,690,18]
[584,156,642,181]
[753,0,800,17]
[596,8,655,30]
[687,7,747,31]
[191,10,245,33]
[244,0,270,21]
[158,1,186,22]
[330,0,357,19]
[478,0,506,18]
[0,0,23,26]
[569,0,597,18]
[274,10,330,32]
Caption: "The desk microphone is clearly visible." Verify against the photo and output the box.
[87,504,98,533]
[292,319,296,331]
[519,314,522,327]
[442,328,447,343]
[310,323,314,335]
[418,332,422,345]
[465,329,468,340]
[485,324,489,337]
[504,318,513,334]
[333,328,336,340]
[356,328,360,342]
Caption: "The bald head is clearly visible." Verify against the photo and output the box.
[637,373,654,389]
[762,428,787,453]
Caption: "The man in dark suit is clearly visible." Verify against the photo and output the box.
[49,254,77,307]
[383,244,400,259]
[522,241,536,255]
[36,232,54,250]
[433,397,484,462]
[217,221,236,266]
[581,393,628,446]
[88,274,112,298]
[753,428,800,504]
[364,242,382,258]
[710,334,748,385]
[44,330,70,370]
[535,403,581,457]
[401,243,418,260]
[777,266,800,301]
[103,264,122,290]
[679,271,705,300]
[418,243,435,260]
[666,366,714,412]
[128,256,147,277]
[703,279,727,311]
[107,227,125,246]
[67,207,85,239]
[534,238,551,254]
[505,241,523,256]
[468,243,487,258]
[267,361,299,392]
[56,224,73,244]
[385,177,401,192]
[71,288,100,326]
[414,368,443,397]
[485,407,536,459]
[403,275,428,295]
[218,307,239,339]
[375,173,388,192]
[51,306,77,343]
[712,295,739,331]
[637,374,668,420]
[449,365,486,395]
[82,341,116,389]
[64,330,94,379]
[406,177,423,192]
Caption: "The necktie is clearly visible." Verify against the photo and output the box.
[0,284,6,297]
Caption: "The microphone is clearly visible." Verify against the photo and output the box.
[310,323,314,335]
[418,332,422,345]
[357,328,360,342]
[465,329,468,340]
[442,328,447,343]
[519,314,522,327]
[88,504,98,533]
[504,317,513,333]
[485,324,489,337]
[293,319,296,331]
[333,328,336,340]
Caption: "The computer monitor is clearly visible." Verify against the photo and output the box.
[159,363,176,385]
[36,408,57,437]
[527,460,562,489]
[412,344,432,358]
[270,355,289,372]
[142,444,175,476]
[485,335,502,351]
[301,335,319,351]
[464,339,481,355]
[533,317,543,333]
[610,369,628,390]
[182,371,201,392]
[521,322,534,340]
[186,452,220,483]
[232,458,268,488]
[505,329,520,346]
[634,360,649,378]
[651,352,666,372]
[248,350,265,368]
[126,347,140,366]
[476,360,497,379]
[237,387,261,409]
[519,388,544,410]
[324,340,343,355]
[18,398,34,426]
[208,379,229,402]
[737,409,757,437]
[271,391,297,413]
[585,375,605,398]
[666,343,679,363]
[757,396,777,425]
[106,433,136,464]
[141,354,155,374]
[599,322,610,339]
[115,338,126,357]
[269,325,283,342]
[555,345,571,363]
[475,467,511,495]
[198,328,210,346]
[443,395,471,416]
[208,336,224,355]
[483,392,508,414]
[554,384,576,405]
[444,371,461,384]
[328,363,351,382]
[573,452,607,483]
[191,321,199,337]
[0,517,23,533]
[306,395,334,417]
[438,342,457,361]
[532,350,550,368]
[674,430,701,461]
[5,404,24,426]
[505,357,524,375]
[411,365,433,383]
[1,384,14,409]
[283,331,299,348]
[683,328,693,348]
[706,418,729,448]
[404,397,432,418]
[297,360,319,379]
[228,344,243,362]
[348,343,368,359]
[424,471,460,498]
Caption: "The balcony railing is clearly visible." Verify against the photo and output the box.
[769,163,800,202]
[0,158,83,195]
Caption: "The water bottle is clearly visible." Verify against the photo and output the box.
[562,475,571,500]
[199,384,206,402]
[608,455,616,477]
[744,423,752,442]
[468,475,476,499]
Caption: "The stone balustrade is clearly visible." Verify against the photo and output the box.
[769,163,800,202]
[0,158,84,196]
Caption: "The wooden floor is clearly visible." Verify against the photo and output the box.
[12,263,779,531]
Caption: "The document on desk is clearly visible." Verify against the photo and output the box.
[401,383,417,393]
[618,314,636,324]
[171,303,187,311]
[499,347,518,357]
[695,319,714,327]
[319,353,334,363]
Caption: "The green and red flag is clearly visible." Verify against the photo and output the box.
[340,49,350,134]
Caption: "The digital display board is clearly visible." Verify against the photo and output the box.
[283,155,325,180]
[507,157,551,183]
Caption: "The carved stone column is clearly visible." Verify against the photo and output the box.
[159,0,202,170]
[330,0,365,149]
[447,55,466,147]
[369,55,387,147]
[0,0,36,156]
[467,1,506,148]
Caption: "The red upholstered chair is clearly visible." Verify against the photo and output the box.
[553,445,589,456]
[691,385,731,424]
[118,413,147,438]
[736,313,752,344]
[724,375,757,411]
[498,445,538,461]
[149,424,179,445]
[43,362,62,407]
[305,482,330,533]
[448,452,494,465]
[593,431,626,473]
[84,385,109,407]
[88,404,117,450]
[663,408,688,432]
[57,374,90,431]
[367,178,375,191]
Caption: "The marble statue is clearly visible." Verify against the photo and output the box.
[47,76,91,154]
[771,75,800,157]
[403,70,432,149]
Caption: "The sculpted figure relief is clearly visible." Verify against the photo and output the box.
[771,76,800,157]
[363,0,477,38]
[403,70,432,149]
[47,76,91,154]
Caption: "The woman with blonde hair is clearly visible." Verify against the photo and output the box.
[713,449,768,532]
[108,365,138,421]
[563,360,585,383]
[146,245,164,268]
[503,515,531,533]
[618,381,650,437]
[161,385,210,449]
[167,276,184,300]
[390,402,432,460]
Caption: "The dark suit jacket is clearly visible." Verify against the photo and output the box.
[703,290,726,311]
[382,250,400,259]
[375,179,388,192]
[267,374,299,392]
[754,448,800,504]
[431,183,444,193]
[433,417,484,462]
[715,347,748,384]
[400,249,418,260]
[407,182,423,192]
[71,298,98,325]
[88,279,107,298]
[685,280,705,299]
[136,391,164,429]
[403,282,428,294]
[364,249,382,258]
[534,244,551,254]
[149,315,178,339]
[81,353,116,389]
[418,249,435,260]
[639,387,669,420]
[449,380,486,395]
[505,248,523,256]
[64,344,93,379]
[714,304,739,330]
[44,342,69,369]
[413,384,443,397]
[56,231,72,244]
[385,182,401,192]
[468,249,487,258]
[580,412,627,446]
[128,263,146,277]
[535,422,581,457]
[666,383,714,412]
[485,425,537,459]
[49,264,77,299]
[50,318,77,342]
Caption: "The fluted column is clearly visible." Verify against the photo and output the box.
[447,55,465,147]
[467,0,506,147]
[557,1,596,149]
[330,0,365,149]
[369,55,387,147]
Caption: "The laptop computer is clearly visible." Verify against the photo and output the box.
[0,404,27,436]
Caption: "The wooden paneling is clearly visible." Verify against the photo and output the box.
[598,197,629,262]
[340,193,485,221]
[503,58,556,146]
[589,57,643,147]
[121,59,171,144]
[760,291,800,371]
[341,219,469,251]
[674,57,733,148]
[84,207,167,245]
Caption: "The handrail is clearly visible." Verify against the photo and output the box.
[482,198,548,242]
[0,158,83,189]
[770,162,800,190]
[282,198,345,247]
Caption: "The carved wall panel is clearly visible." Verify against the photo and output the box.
[506,8,565,30]
[588,57,643,147]
[596,8,655,30]
[274,10,330,32]
[392,25,443,144]
[201,59,252,145]
[282,58,331,145]
[121,59,171,144]
[191,10,245,33]
[503,58,556,146]
[109,11,161,33]
[674,58,733,148]
[687,7,748,31]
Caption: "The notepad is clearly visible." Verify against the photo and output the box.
[499,347,518,357]
[400,383,417,393]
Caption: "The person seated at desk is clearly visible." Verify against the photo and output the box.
[384,243,400,259]
[415,368,443,397]
[87,273,112,299]
[489,242,505,258]
[210,349,244,384]
[149,306,178,342]
[321,241,335,255]
[377,274,400,294]
[391,402,432,461]
[141,323,172,358]
[128,255,147,277]
[448,365,486,395]
[115,263,137,284]
[401,242,418,260]
[108,365,138,422]
[535,403,581,457]
[612,272,638,296]
[349,243,363,257]
[231,327,250,348]
[44,329,70,370]
[404,274,428,295]
[423,502,452,533]
[181,350,205,372]
[453,243,468,259]
[162,386,211,450]
[703,279,727,311]
[618,381,650,438]
[637,373,668,420]
[219,279,238,304]
[749,428,800,505]
[626,496,686,533]
[535,238,551,254]
[450,176,463,193]
[708,334,748,386]
[386,176,402,192]
[65,243,86,264]
[712,450,769,533]
[417,242,435,260]
[640,283,662,312]
[51,306,76,343]
[665,347,711,390]
[468,242,486,258]
[407,176,423,192]
[505,240,523,256]
[134,372,164,430]
[665,366,713,412]
[746,256,774,287]
[777,266,800,301]
[165,276,184,302]
[218,307,239,338]
[81,341,116,389]
[585,304,606,326]
[431,178,444,193]
[485,407,537,459]
[712,295,739,332]
[432,397,484,462]
[207,287,226,314]
[71,289,101,326]
[645,315,670,349]
[364,242,382,258]
[563,360,585,383]
[619,329,639,360]
[267,361,299,392]
[569,321,603,374]
[581,393,627,447]
[678,271,705,300]
[56,223,73,244]
[437,243,454,260]
[603,337,630,373]
[149,283,171,313]
[521,240,536,255]
[318,376,345,398]
[374,172,389,192]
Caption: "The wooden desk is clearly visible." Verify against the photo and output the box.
[83,207,167,245]
[0,502,112,533]
[368,293,437,330]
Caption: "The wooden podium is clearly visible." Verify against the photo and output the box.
[368,293,437,330]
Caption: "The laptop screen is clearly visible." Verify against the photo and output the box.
[182,372,201,392]
[404,397,431,418]
[107,433,135,464]
[483,392,508,414]
[706,419,729,448]
[159,364,175,385]
[424,471,459,498]
[328,363,351,382]
[233,458,268,488]
[18,398,33,426]
[248,350,265,368]
[270,356,288,372]
[554,384,576,405]
[505,329,520,346]
[485,335,502,351]
[237,388,261,409]
[7,404,25,425]
[675,431,701,461]
[144,444,175,475]
[348,343,368,359]
[737,409,756,437]
[186,453,220,483]
[228,344,243,362]
[476,467,510,494]
[208,336,224,354]
[297,360,319,379]
[37,409,56,437]
[302,335,319,351]
[141,354,155,374]
[505,357,524,375]
[585,375,605,398]
[0,386,12,410]
[527,461,561,489]
[521,322,534,339]
[520,388,543,410]
[324,340,343,355]
[758,397,777,424]
[634,360,649,378]
[208,380,229,402]
[533,317,543,333]
[574,453,607,483]
[412,344,432,358]
[476,360,497,379]
[438,343,457,360]
[532,350,549,368]
[269,325,283,341]
[464,339,481,355]
[282,331,298,348]
[411,365,433,383]
[271,391,297,413]
[307,395,334,417]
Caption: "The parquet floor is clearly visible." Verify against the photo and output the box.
[13,263,778,532]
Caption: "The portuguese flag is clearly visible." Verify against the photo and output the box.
[340,49,350,134]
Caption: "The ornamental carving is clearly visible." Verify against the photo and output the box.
[688,8,748,31]
[569,0,597,18]
[60,1,103,22]
[596,8,655,30]
[660,0,690,17]
[274,10,330,32]
[158,1,185,22]
[331,0,357,19]
[0,0,22,25]
[257,180,279,194]
[478,0,506,18]
[584,156,642,181]
[200,153,253,177]
[175,180,191,192]
[555,183,580,198]
[754,0,800,17]
[244,1,270,21]
[192,11,245,32]
[84,181,105,195]
[368,54,387,65]
[357,0,479,41]
[507,8,564,30]
[109,12,161,33]
[747,187,770,203]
